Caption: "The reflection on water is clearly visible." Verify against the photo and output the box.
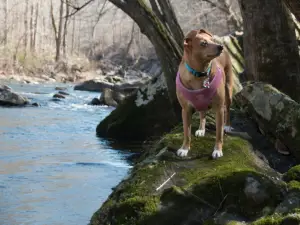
[0,81,133,225]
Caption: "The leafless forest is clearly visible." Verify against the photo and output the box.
[0,0,242,75]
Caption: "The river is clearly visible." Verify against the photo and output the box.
[0,81,133,225]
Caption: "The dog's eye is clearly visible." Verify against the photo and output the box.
[200,41,208,47]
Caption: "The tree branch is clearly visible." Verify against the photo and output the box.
[67,0,96,17]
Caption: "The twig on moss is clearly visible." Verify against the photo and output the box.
[156,172,176,191]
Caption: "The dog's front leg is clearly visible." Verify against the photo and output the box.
[212,106,224,159]
[195,111,206,137]
[177,107,192,157]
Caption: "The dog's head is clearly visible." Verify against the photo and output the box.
[183,29,223,61]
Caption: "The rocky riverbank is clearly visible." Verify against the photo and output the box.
[0,57,160,107]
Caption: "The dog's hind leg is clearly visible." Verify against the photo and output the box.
[195,111,206,137]
[224,59,233,133]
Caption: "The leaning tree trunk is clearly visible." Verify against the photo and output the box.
[284,0,300,21]
[108,0,183,115]
[239,0,300,102]
[96,0,184,141]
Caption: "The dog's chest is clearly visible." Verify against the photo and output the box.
[184,78,206,90]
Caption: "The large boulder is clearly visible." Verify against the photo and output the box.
[91,88,128,107]
[96,74,179,140]
[0,85,29,106]
[98,88,119,107]
[74,76,149,93]
[234,81,300,160]
[74,78,113,92]
[91,112,285,225]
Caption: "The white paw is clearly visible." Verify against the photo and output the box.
[176,148,189,157]
[212,149,223,159]
[195,129,205,137]
[224,126,232,133]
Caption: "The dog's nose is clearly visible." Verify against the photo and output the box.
[218,45,224,51]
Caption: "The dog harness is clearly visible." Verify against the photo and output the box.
[176,67,223,111]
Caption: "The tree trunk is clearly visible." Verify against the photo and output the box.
[50,0,64,62]
[62,0,70,57]
[23,0,29,58]
[239,0,300,102]
[94,0,186,141]
[283,0,300,21]
[71,16,75,54]
[108,0,183,117]
[29,4,34,52]
[32,2,39,52]
[203,0,243,30]
[3,0,8,46]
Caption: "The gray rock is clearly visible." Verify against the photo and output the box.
[55,87,67,91]
[74,76,150,93]
[235,82,300,159]
[0,85,29,106]
[275,193,300,214]
[74,79,114,92]
[58,91,70,96]
[99,88,118,107]
[91,97,102,105]
[53,93,66,99]
[244,176,269,205]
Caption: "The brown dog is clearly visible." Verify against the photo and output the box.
[175,29,233,159]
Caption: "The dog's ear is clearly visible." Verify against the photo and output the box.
[199,29,213,37]
[183,30,198,48]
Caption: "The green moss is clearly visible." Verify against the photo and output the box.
[226,221,245,225]
[110,196,159,225]
[287,181,300,192]
[91,112,283,225]
[251,213,300,225]
[284,165,300,182]
[252,214,282,225]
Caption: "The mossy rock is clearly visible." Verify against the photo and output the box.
[90,113,284,225]
[96,75,179,141]
[283,165,300,182]
[251,213,300,225]
[235,82,300,161]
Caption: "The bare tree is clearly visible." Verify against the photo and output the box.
[3,0,8,46]
[23,0,29,58]
[62,0,70,57]
[32,1,39,52]
[29,3,34,51]
[107,0,184,116]
[71,16,76,54]
[50,0,64,61]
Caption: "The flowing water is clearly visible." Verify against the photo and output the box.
[0,81,133,225]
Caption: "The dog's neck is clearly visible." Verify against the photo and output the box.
[183,53,212,75]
